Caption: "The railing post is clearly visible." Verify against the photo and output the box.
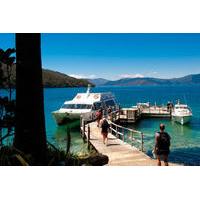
[123,128,125,142]
[83,119,85,138]
[116,125,119,138]
[131,131,133,146]
[141,132,144,152]
[87,124,90,150]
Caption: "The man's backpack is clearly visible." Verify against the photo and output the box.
[157,132,171,150]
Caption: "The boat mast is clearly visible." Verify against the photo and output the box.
[86,84,91,96]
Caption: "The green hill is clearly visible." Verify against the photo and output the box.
[42,69,94,87]
[0,64,93,88]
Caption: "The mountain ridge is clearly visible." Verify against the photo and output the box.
[87,78,109,86]
[104,74,200,86]
[88,74,200,86]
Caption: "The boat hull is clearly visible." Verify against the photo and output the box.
[172,115,192,125]
[52,111,80,125]
[52,110,96,125]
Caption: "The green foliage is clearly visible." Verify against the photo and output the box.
[0,48,16,151]
[0,142,67,166]
[0,48,16,89]
[0,141,107,166]
[0,146,33,166]
[0,97,16,128]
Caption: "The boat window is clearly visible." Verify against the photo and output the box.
[180,106,187,109]
[176,106,187,109]
[93,102,102,110]
[105,99,116,107]
[62,104,92,109]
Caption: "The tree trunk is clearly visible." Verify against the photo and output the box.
[14,33,47,165]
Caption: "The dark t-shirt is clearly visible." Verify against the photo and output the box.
[101,120,110,133]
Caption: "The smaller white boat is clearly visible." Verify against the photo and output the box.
[172,100,192,125]
[137,102,150,109]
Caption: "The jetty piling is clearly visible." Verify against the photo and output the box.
[87,124,90,150]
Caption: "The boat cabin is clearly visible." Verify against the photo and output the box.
[60,92,117,112]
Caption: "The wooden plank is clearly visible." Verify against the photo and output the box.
[85,121,179,166]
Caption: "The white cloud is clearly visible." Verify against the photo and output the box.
[69,74,96,79]
[119,73,144,79]
[146,71,159,77]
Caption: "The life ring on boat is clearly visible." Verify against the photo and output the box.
[76,95,81,99]
[94,94,99,99]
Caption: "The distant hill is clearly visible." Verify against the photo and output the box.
[87,78,109,86]
[103,74,200,86]
[43,69,93,87]
[0,64,93,88]
[170,74,200,84]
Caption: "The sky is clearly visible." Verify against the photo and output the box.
[1,33,200,80]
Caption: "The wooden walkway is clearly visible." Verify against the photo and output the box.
[84,121,179,166]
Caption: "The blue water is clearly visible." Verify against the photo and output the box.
[44,85,200,165]
[1,85,200,165]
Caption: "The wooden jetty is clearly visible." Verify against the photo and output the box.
[141,107,171,118]
[119,105,171,123]
[81,115,179,166]
[119,107,141,123]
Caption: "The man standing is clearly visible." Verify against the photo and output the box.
[154,124,171,166]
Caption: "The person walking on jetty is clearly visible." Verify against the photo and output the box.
[101,118,110,145]
[107,106,112,120]
[154,124,171,166]
[96,108,103,127]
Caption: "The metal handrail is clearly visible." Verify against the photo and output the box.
[109,120,144,151]
[109,121,141,134]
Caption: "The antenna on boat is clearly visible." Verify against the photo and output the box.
[86,84,91,96]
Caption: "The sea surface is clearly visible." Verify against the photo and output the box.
[44,85,200,165]
[1,85,200,165]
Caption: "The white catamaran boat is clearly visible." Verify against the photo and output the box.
[52,85,118,125]
[172,100,192,125]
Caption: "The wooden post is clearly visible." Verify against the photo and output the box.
[131,131,133,146]
[80,116,82,135]
[87,124,90,150]
[83,120,86,138]
[116,125,118,138]
[122,128,125,142]
[117,106,120,122]
[141,133,144,152]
